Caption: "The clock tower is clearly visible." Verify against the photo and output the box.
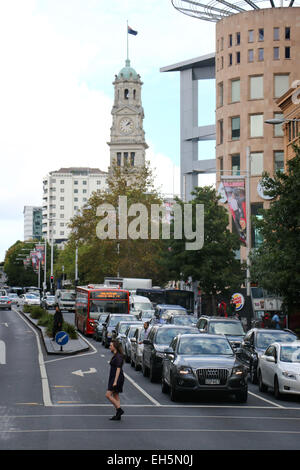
[108,58,148,176]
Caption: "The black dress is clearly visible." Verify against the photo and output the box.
[108,352,124,393]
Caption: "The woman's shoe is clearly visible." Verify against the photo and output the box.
[116,408,124,417]
[109,415,120,421]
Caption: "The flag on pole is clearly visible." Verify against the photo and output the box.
[128,25,138,35]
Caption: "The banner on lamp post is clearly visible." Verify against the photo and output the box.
[222,179,247,245]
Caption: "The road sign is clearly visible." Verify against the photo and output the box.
[55,331,69,346]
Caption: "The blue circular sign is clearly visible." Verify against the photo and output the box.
[55,331,69,346]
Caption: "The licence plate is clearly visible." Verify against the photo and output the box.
[205,378,220,385]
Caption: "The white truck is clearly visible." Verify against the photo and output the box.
[55,289,76,312]
[104,277,152,293]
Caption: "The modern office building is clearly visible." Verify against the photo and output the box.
[164,1,300,256]
[42,167,108,243]
[23,205,42,241]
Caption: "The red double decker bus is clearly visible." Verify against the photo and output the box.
[75,286,130,336]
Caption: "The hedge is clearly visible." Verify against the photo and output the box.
[23,305,78,339]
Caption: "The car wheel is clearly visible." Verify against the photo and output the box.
[134,359,140,371]
[250,362,258,384]
[161,377,169,394]
[170,378,180,402]
[258,369,268,393]
[274,376,282,400]
[149,361,158,383]
[142,360,149,377]
[130,357,135,368]
[235,389,248,403]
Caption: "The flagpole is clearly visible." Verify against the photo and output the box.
[126,20,129,61]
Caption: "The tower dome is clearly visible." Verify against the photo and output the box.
[117,59,139,80]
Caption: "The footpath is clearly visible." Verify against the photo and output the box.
[17,307,90,355]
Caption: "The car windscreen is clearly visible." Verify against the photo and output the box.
[110,315,135,326]
[134,302,152,311]
[209,321,245,336]
[61,293,76,301]
[256,331,297,349]
[178,336,233,355]
[26,294,38,299]
[172,316,196,325]
[280,345,300,363]
[90,300,128,314]
[162,309,187,316]
[155,327,195,345]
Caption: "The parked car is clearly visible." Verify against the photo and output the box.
[102,314,137,348]
[236,328,298,384]
[161,333,248,402]
[130,325,148,370]
[258,341,300,399]
[166,315,197,327]
[196,316,246,350]
[0,296,12,310]
[142,325,198,382]
[17,294,41,307]
[41,295,56,310]
[93,313,110,342]
[122,323,143,362]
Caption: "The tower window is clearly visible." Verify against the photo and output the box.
[124,89,129,99]
[133,89,136,99]
[117,152,121,166]
[258,28,264,41]
[285,27,290,40]
[285,47,290,59]
[130,152,135,166]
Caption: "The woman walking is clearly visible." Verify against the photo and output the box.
[105,340,125,420]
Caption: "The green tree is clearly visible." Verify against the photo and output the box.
[161,186,245,313]
[4,241,39,286]
[60,161,170,286]
[250,145,300,315]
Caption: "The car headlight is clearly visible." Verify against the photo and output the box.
[282,371,297,380]
[232,366,245,376]
[178,367,193,375]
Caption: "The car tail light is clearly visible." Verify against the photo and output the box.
[7,301,11,304]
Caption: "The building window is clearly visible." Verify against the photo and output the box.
[250,75,264,99]
[273,47,279,60]
[74,198,78,202]
[285,27,290,40]
[60,188,64,193]
[285,47,290,59]
[124,152,128,165]
[74,189,78,193]
[229,53,232,66]
[60,231,64,236]
[273,27,280,40]
[130,152,135,166]
[274,113,284,137]
[258,28,264,41]
[231,117,240,140]
[236,32,241,45]
[274,151,284,173]
[74,181,78,185]
[250,152,264,175]
[219,120,223,144]
[97,180,101,185]
[248,30,254,43]
[60,205,64,210]
[248,49,254,62]
[124,89,129,99]
[274,74,289,98]
[133,89,136,99]
[218,82,223,107]
[221,37,224,50]
[231,154,240,175]
[236,51,240,64]
[231,79,240,102]
[60,180,64,184]
[83,189,87,193]
[83,180,87,185]
[229,34,232,47]
[258,48,264,61]
[117,152,121,166]
[219,157,223,174]
[60,214,64,219]
[250,114,264,138]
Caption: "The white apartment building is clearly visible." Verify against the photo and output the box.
[42,167,108,243]
[23,205,42,241]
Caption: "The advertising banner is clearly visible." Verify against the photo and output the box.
[222,179,246,244]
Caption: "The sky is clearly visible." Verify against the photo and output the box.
[0,0,216,262]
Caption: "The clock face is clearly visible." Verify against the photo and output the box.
[119,118,134,134]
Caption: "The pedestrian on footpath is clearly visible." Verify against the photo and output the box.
[105,339,125,421]
[52,304,63,340]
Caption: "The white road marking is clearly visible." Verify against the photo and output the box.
[248,390,285,408]
[3,428,300,434]
[123,372,161,407]
[15,309,52,407]
[0,340,6,364]
[72,368,97,377]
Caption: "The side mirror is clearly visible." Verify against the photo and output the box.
[164,347,174,356]
[266,356,276,363]
[199,329,205,333]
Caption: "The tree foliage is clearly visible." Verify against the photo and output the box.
[61,162,170,286]
[250,145,300,312]
[160,186,245,312]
